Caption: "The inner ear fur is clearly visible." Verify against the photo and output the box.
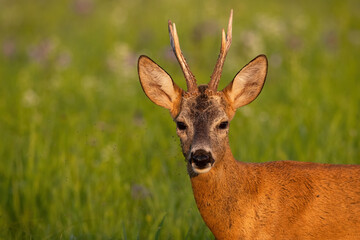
[138,55,183,117]
[222,55,268,109]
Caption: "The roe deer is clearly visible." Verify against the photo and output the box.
[137,10,360,240]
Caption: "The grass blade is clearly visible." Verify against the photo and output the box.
[154,214,166,240]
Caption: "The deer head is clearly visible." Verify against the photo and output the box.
[138,10,268,177]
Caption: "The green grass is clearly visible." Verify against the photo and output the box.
[0,0,359,239]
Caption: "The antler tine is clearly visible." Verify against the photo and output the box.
[208,9,233,92]
[168,20,198,94]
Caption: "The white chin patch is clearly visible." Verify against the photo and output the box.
[192,162,212,174]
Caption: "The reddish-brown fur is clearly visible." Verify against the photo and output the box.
[137,11,360,239]
[191,144,360,239]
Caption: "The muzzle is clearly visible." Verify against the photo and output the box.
[190,149,215,174]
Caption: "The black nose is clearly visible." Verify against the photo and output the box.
[190,150,214,169]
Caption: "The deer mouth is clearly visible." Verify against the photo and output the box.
[190,150,215,174]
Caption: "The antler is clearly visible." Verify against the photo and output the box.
[168,20,199,94]
[208,9,233,92]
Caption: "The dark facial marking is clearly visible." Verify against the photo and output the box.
[195,85,211,111]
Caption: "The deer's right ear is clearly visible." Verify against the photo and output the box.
[222,55,267,110]
[138,55,183,116]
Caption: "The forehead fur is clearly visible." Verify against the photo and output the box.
[177,85,229,121]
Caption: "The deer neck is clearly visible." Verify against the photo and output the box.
[189,144,260,238]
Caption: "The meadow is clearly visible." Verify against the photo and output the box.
[0,0,359,239]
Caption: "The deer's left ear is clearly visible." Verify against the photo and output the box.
[222,55,268,109]
[138,55,183,117]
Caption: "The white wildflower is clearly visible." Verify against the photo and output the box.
[23,89,39,107]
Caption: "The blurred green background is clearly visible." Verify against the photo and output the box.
[0,0,359,239]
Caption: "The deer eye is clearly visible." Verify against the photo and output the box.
[176,121,187,130]
[218,121,229,130]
